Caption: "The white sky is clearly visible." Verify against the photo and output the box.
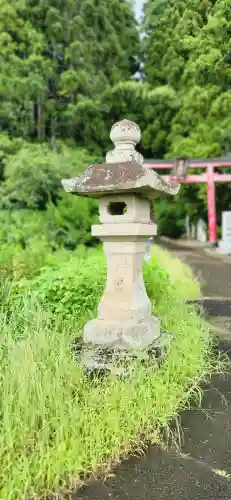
[134,0,144,20]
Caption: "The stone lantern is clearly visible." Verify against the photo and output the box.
[62,120,180,369]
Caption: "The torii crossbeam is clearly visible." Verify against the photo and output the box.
[144,158,231,244]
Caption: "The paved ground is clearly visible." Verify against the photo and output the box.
[159,238,231,299]
[73,240,231,500]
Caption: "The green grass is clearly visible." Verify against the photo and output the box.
[151,244,201,300]
[0,244,221,499]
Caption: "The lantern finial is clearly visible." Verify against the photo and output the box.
[106,119,144,165]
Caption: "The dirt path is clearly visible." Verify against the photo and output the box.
[73,240,231,500]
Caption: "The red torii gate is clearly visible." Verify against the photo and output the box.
[144,158,231,245]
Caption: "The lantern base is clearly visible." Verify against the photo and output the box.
[73,331,172,377]
[83,315,160,350]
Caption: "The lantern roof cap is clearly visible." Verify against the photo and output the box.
[62,119,180,198]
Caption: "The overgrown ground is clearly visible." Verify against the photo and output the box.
[0,242,222,499]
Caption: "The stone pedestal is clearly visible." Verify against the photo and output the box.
[84,194,159,349]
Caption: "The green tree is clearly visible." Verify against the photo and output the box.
[143,0,231,237]
[0,0,48,139]
[0,0,139,142]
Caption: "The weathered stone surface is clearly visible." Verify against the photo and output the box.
[61,119,180,354]
[83,192,159,349]
[106,119,144,165]
[83,236,160,348]
[61,160,180,199]
[62,119,180,199]
[197,219,207,243]
[218,211,231,254]
[84,316,160,349]
[99,194,150,224]
[92,222,157,238]
[73,334,170,376]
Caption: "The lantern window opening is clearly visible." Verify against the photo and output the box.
[108,201,128,216]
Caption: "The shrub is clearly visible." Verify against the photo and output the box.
[13,249,106,326]
[43,195,99,249]
[155,200,185,239]
[0,133,24,181]
[0,210,46,247]
[0,196,99,250]
[0,142,95,210]
[0,238,77,281]
[0,140,100,249]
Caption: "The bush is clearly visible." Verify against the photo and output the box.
[15,249,106,324]
[0,237,92,283]
[0,142,94,210]
[0,195,99,250]
[0,133,24,181]
[0,140,100,249]
[155,200,186,239]
[44,195,99,249]
[0,210,46,247]
[0,238,69,281]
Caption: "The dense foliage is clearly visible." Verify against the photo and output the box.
[0,0,139,142]
[143,0,231,231]
[0,0,230,241]
[0,138,99,248]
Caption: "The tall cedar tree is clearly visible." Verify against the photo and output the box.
[0,0,139,141]
[143,0,231,228]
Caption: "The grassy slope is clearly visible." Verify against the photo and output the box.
[0,244,216,499]
[152,244,201,300]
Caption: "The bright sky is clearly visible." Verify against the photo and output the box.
[134,0,144,20]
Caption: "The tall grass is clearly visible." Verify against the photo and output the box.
[0,245,218,499]
[151,244,201,300]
